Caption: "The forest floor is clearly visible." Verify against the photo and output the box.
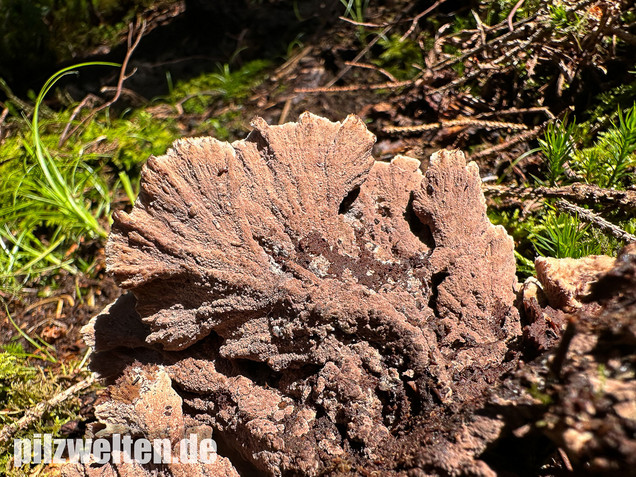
[0,0,635,475]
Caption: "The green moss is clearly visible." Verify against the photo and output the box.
[0,343,93,476]
[79,109,181,173]
[374,34,423,80]
[169,60,272,114]
[193,110,246,141]
[528,382,553,406]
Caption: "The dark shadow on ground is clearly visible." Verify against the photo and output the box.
[4,0,341,102]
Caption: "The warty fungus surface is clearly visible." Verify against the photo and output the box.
[78,112,522,475]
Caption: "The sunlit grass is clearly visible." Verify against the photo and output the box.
[0,63,120,293]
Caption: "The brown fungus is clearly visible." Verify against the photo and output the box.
[78,113,521,476]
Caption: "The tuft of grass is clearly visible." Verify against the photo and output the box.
[537,104,636,189]
[529,208,603,259]
[0,227,77,294]
[548,1,587,39]
[536,118,578,186]
[592,104,636,188]
[339,0,370,24]
[493,103,636,270]
[0,63,121,293]
[168,59,271,115]
[0,57,272,294]
[28,64,116,240]
[512,103,636,269]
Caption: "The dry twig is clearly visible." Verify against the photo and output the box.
[59,20,147,146]
[400,0,449,41]
[432,15,539,72]
[475,106,555,120]
[339,16,385,28]
[0,106,9,140]
[273,45,313,80]
[470,124,545,160]
[325,1,421,88]
[24,294,75,315]
[483,183,636,216]
[555,199,636,243]
[0,374,96,445]
[426,26,545,99]
[507,0,526,32]
[325,22,397,88]
[472,10,488,45]
[384,118,528,134]
[58,95,100,147]
[558,447,574,472]
[99,86,147,105]
[278,97,293,125]
[345,61,397,82]
[295,79,413,94]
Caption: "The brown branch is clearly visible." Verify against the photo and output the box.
[325,1,421,88]
[58,20,147,146]
[475,106,556,120]
[483,184,539,209]
[558,448,574,472]
[344,61,397,82]
[484,183,636,216]
[278,97,293,125]
[400,0,449,41]
[273,45,313,80]
[99,86,148,105]
[0,106,9,140]
[470,124,545,161]
[555,199,636,243]
[338,16,385,28]
[472,10,487,45]
[295,79,413,94]
[507,0,526,32]
[384,119,528,134]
